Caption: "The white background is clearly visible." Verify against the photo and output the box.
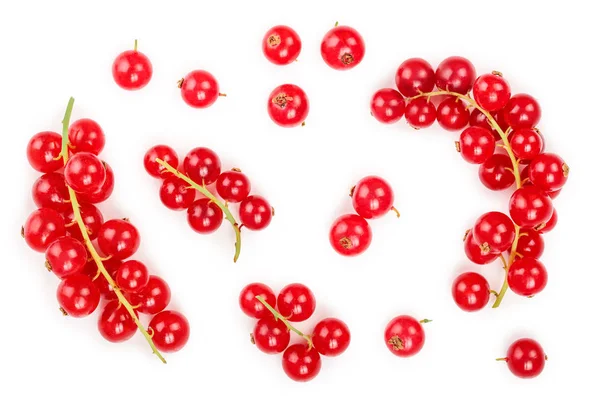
[1,0,598,398]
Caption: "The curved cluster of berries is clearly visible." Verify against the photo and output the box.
[23,99,188,363]
[239,282,350,382]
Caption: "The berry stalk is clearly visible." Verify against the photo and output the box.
[255,295,313,348]
[60,97,166,363]
[155,159,242,262]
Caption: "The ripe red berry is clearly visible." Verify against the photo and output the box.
[452,272,490,312]
[252,317,290,354]
[405,98,437,129]
[395,58,435,97]
[64,152,106,194]
[262,25,301,65]
[130,275,171,315]
[116,260,149,293]
[329,214,372,256]
[473,73,511,112]
[320,25,365,70]
[187,198,223,234]
[97,219,140,260]
[159,175,196,210]
[528,153,569,192]
[98,300,138,342]
[351,175,395,219]
[57,274,100,317]
[32,173,70,211]
[502,338,546,379]
[370,88,405,124]
[27,131,63,173]
[435,56,476,94]
[277,283,316,322]
[76,161,114,204]
[312,318,351,357]
[45,236,87,279]
[515,229,545,259]
[503,94,541,129]
[179,70,221,108]
[437,98,470,131]
[473,211,515,253]
[509,186,553,228]
[239,282,276,319]
[478,154,515,190]
[384,315,426,357]
[510,129,543,161]
[93,269,119,300]
[149,310,190,352]
[507,257,548,296]
[464,230,499,265]
[239,195,273,230]
[536,208,557,234]
[458,126,495,164]
[216,169,251,203]
[23,208,66,252]
[267,83,309,127]
[63,202,104,241]
[282,344,322,382]
[183,147,222,185]
[112,41,153,90]
[144,145,179,178]
[68,119,105,155]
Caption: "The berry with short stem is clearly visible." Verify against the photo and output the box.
[77,161,114,204]
[144,145,179,178]
[252,316,290,354]
[435,56,476,94]
[148,310,190,353]
[351,175,398,219]
[370,88,405,124]
[68,118,105,155]
[503,94,541,129]
[464,230,500,265]
[535,207,557,234]
[187,198,223,234]
[479,153,515,190]
[277,283,316,322]
[27,131,63,173]
[216,169,251,203]
[116,260,149,293]
[312,318,351,357]
[473,72,511,112]
[473,211,515,253]
[179,70,222,108]
[112,39,153,90]
[395,58,435,97]
[97,218,140,260]
[45,236,87,279]
[57,274,100,317]
[183,147,222,186]
[63,202,104,241]
[510,128,543,161]
[329,213,372,256]
[452,272,490,312]
[23,208,66,252]
[515,229,545,259]
[130,275,171,315]
[437,98,470,131]
[282,344,322,382]
[239,195,273,230]
[528,152,569,192]
[384,315,430,357]
[405,98,436,128]
[159,175,196,210]
[320,24,365,70]
[239,282,276,319]
[98,300,138,342]
[499,338,546,379]
[267,83,309,127]
[457,126,495,164]
[509,186,553,228]
[32,172,70,211]
[507,257,548,296]
[262,25,301,65]
[64,152,106,194]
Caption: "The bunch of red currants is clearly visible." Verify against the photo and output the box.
[239,282,350,382]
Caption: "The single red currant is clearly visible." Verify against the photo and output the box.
[239,282,276,319]
[97,219,140,260]
[473,211,515,253]
[68,119,105,155]
[528,153,569,192]
[131,275,171,314]
[329,214,372,256]
[282,344,322,382]
[149,310,190,352]
[98,300,138,342]
[112,40,153,90]
[77,161,114,204]
[216,169,251,203]
[516,229,545,259]
[57,274,100,317]
[452,272,490,312]
[312,318,351,357]
[116,260,149,293]
[64,152,106,194]
[144,145,179,178]
[179,70,221,108]
[473,72,511,112]
[535,208,557,234]
[27,131,63,173]
[320,25,365,70]
[187,198,224,234]
[509,186,553,228]
[405,98,437,128]
[63,202,104,241]
[478,154,515,190]
[458,126,495,164]
[277,283,316,322]
[23,208,66,252]
[32,173,70,211]
[464,230,499,265]
[159,175,196,210]
[351,175,395,219]
[395,58,435,97]
[45,236,87,279]
[503,94,541,129]
[501,338,546,379]
[437,98,470,131]
[252,316,290,354]
[507,257,548,296]
[262,25,302,65]
[370,88,405,124]
[510,129,543,161]
[267,83,309,127]
[435,56,476,94]
[183,147,221,185]
[384,315,427,357]
[239,195,273,230]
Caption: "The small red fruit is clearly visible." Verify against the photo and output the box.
[464,230,499,265]
[312,318,351,357]
[64,152,106,194]
[395,58,435,97]
[183,147,222,185]
[239,283,276,319]
[277,283,316,322]
[503,94,541,129]
[472,211,515,253]
[329,214,372,256]
[473,73,511,112]
[68,119,105,155]
[262,25,302,65]
[149,310,190,352]
[458,126,495,164]
[435,56,476,94]
[112,41,153,90]
[45,236,87,279]
[320,25,365,70]
[384,315,427,357]
[32,173,70,211]
[370,89,405,124]
[239,195,273,231]
[351,175,395,219]
[98,300,138,342]
[116,260,149,293]
[282,344,322,382]
[478,154,516,190]
[23,208,66,252]
[97,219,141,260]
[216,169,251,203]
[57,274,100,317]
[437,98,470,131]
[507,257,548,296]
[252,317,290,354]
[132,275,171,315]
[267,84,309,128]
[509,186,553,229]
[501,338,546,379]
[159,175,196,210]
[179,70,221,108]
[405,98,437,129]
[77,161,114,204]
[144,145,179,178]
[528,153,569,192]
[27,131,63,173]
[452,272,490,312]
[187,198,224,234]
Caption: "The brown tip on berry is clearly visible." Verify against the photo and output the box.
[301,121,306,127]
[388,335,404,351]
[480,242,491,254]
[492,70,503,77]
[250,333,255,345]
[45,260,52,272]
[59,307,68,316]
[455,141,461,152]
[232,167,242,172]
[272,93,293,108]
[340,237,352,249]
[21,226,24,238]
[349,185,356,197]
[271,207,275,217]
[463,229,471,241]
[268,34,281,47]
[562,163,570,177]
[177,78,184,89]
[533,222,546,232]
[341,53,354,65]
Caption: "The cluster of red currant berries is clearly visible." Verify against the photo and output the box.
[144,144,272,262]
[239,282,350,382]
[23,99,188,362]
[329,175,398,256]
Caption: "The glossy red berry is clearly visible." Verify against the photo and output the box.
[351,175,395,219]
[216,169,251,203]
[77,161,114,204]
[536,208,557,234]
[68,119,105,155]
[32,173,70,211]
[27,131,63,173]
[312,318,351,357]
[187,198,223,234]
[479,154,515,190]
[149,310,190,352]
[473,73,511,112]
[252,317,290,354]
[320,25,365,70]
[64,152,106,195]
[116,260,149,293]
[45,236,87,279]
[131,275,171,314]
[267,84,309,127]
[262,25,301,65]
[112,42,153,90]
[23,208,66,252]
[507,257,548,296]
[528,153,569,192]
[464,230,499,265]
[239,195,273,230]
[239,282,276,319]
[452,272,490,312]
[405,98,437,128]
[384,315,426,357]
[98,300,138,342]
[395,58,435,97]
[502,338,546,379]
[458,126,495,164]
[63,202,104,241]
[370,89,405,124]
[97,219,140,260]
[435,56,476,94]
[144,145,179,178]
[159,175,196,210]
[503,94,541,129]
[437,98,470,131]
[179,70,220,108]
[277,283,316,322]
[516,229,545,259]
[473,211,515,253]
[509,186,553,228]
[57,274,100,317]
[329,213,372,256]
[510,129,544,162]
[183,147,221,185]
[282,344,322,382]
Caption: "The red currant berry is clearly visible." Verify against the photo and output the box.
[478,154,515,190]
[262,25,302,65]
[27,131,63,173]
[510,129,543,161]
[502,338,546,379]
[469,108,491,130]
[132,275,171,314]
[239,282,276,319]
[267,84,309,127]
[437,98,470,131]
[57,274,100,317]
[384,315,427,357]
[32,173,70,211]
[473,211,515,253]
[23,208,66,252]
[405,98,437,128]
[216,169,251,203]
[507,257,548,296]
[187,198,224,234]
[63,202,104,241]
[509,186,553,229]
[116,260,149,293]
[112,41,153,90]
[77,161,114,204]
[452,272,490,312]
[239,195,273,230]
[277,283,316,322]
[183,147,221,185]
[458,126,495,164]
[464,230,499,265]
[45,236,87,279]
[252,316,290,354]
[351,175,395,219]
[144,145,179,178]
[503,94,541,129]
[395,58,435,97]
[528,153,569,192]
[535,208,557,234]
[282,344,322,382]
[320,25,365,70]
[97,219,140,260]
[329,214,372,256]
[516,229,545,259]
[435,56,476,94]
[473,72,511,112]
[179,70,221,108]
[64,152,106,195]
[159,175,196,210]
[68,119,105,155]
[149,310,190,352]
[370,88,405,124]
[312,318,351,357]
[98,300,138,342]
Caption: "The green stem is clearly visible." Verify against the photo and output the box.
[60,97,166,363]
[134,39,138,52]
[156,159,241,262]
[492,226,520,308]
[255,296,313,348]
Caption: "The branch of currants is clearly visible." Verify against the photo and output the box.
[255,295,314,349]
[60,97,167,363]
[155,158,242,262]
